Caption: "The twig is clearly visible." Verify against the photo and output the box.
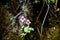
[55,0,58,8]
[13,11,23,19]
[41,4,49,36]
[50,8,57,17]
[35,0,45,24]
[35,0,45,39]
[37,27,41,40]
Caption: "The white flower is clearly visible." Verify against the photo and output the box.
[26,19,31,26]
[20,16,26,22]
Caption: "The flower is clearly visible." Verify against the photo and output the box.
[26,19,31,26]
[20,16,26,22]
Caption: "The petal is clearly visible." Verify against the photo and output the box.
[26,19,31,25]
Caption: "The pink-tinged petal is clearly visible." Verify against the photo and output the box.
[26,19,31,26]
[20,16,26,22]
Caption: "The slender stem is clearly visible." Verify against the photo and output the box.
[41,4,49,36]
[35,0,45,24]
[55,0,58,8]
[34,1,45,40]
[13,11,23,19]
[37,27,41,40]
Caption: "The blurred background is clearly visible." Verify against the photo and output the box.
[0,0,60,40]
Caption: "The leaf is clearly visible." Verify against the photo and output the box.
[24,26,30,33]
[10,17,13,21]
[19,26,34,37]
[56,8,60,11]
[11,20,15,26]
[24,26,34,33]
[51,0,56,3]
[20,33,27,37]
[19,26,25,33]
[29,27,34,31]
[48,0,50,3]
[21,26,24,28]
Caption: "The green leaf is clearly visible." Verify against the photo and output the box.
[24,26,30,33]
[10,17,13,21]
[48,0,50,3]
[24,26,34,33]
[19,26,34,37]
[56,8,60,11]
[11,20,15,26]
[20,33,27,37]
[51,0,56,3]
[21,26,24,28]
[29,27,34,31]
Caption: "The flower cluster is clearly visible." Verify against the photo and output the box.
[18,15,34,37]
[19,15,31,26]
